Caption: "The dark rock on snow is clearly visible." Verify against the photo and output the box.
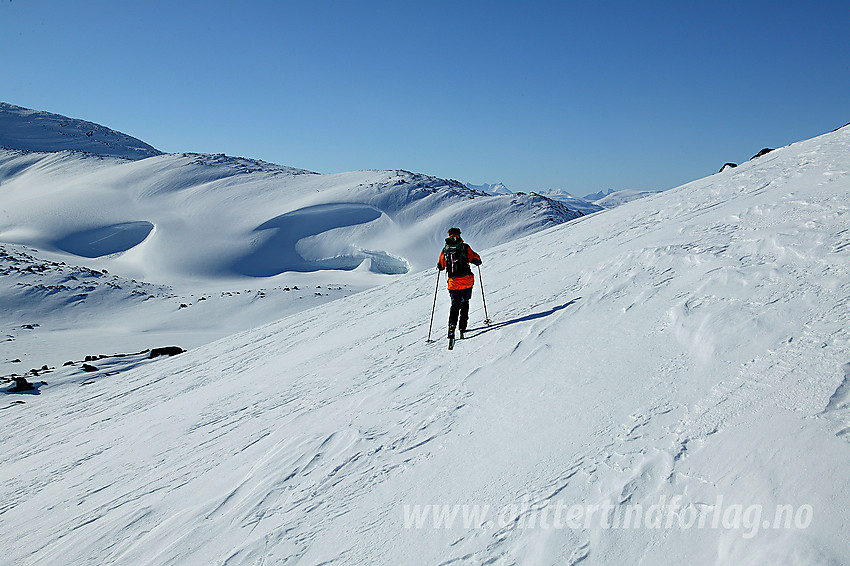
[149,346,185,358]
[8,377,35,392]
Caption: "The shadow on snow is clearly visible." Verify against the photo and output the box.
[467,298,581,337]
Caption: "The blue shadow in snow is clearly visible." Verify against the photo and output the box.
[467,298,580,337]
[3,381,45,396]
[232,203,408,276]
[54,221,154,258]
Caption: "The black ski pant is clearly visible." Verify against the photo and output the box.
[448,287,473,331]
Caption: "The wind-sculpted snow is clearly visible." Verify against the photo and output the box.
[53,221,155,258]
[0,150,582,283]
[1,102,581,282]
[233,204,408,275]
[2,115,849,564]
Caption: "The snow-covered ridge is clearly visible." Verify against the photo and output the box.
[466,181,667,213]
[0,104,585,285]
[467,181,605,214]
[0,148,583,284]
[178,152,317,177]
[0,102,162,160]
[466,181,511,194]
[594,188,660,208]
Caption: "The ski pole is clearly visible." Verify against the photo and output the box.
[427,269,441,342]
[477,264,491,325]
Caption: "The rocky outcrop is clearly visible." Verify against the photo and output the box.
[149,346,185,358]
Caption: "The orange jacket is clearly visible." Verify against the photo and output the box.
[437,241,482,290]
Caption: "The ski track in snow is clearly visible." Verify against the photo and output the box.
[1,126,850,564]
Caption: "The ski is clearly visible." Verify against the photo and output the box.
[448,327,456,350]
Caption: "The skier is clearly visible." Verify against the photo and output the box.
[437,227,482,344]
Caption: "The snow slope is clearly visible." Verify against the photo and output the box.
[595,188,662,208]
[2,124,849,565]
[535,190,604,215]
[0,150,580,283]
[0,242,363,373]
[0,102,161,160]
[1,104,584,369]
[0,103,579,284]
[0,152,580,367]
[466,181,512,195]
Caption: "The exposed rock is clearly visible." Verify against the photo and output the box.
[8,377,35,392]
[149,346,185,358]
[719,162,737,172]
[81,364,98,372]
[750,148,774,160]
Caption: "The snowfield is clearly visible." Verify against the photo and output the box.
[2,107,850,565]
[593,188,661,208]
[1,103,582,369]
[0,149,579,285]
[0,149,580,370]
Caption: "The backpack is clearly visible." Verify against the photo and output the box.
[443,238,472,278]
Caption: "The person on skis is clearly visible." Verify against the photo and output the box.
[437,227,482,340]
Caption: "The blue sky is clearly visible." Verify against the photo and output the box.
[2,0,848,194]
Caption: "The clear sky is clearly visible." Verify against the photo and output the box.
[2,0,848,194]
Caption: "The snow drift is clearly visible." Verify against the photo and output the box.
[0,151,582,283]
[0,103,583,286]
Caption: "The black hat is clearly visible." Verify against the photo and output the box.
[447,227,461,236]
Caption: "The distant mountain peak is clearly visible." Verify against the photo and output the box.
[583,188,615,201]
